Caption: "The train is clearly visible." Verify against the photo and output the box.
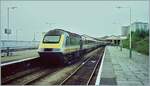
[38,29,102,65]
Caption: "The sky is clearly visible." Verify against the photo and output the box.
[0,1,149,41]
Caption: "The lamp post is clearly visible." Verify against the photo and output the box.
[33,32,41,48]
[116,6,132,58]
[33,32,35,41]
[33,32,42,41]
[7,6,17,40]
[0,22,1,57]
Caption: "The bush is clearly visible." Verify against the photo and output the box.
[122,29,149,55]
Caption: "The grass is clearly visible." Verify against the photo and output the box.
[134,37,149,55]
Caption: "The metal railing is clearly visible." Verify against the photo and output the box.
[0,40,40,56]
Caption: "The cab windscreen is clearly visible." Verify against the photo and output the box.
[43,35,60,43]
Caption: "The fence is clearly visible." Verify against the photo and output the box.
[0,40,40,56]
[0,40,40,49]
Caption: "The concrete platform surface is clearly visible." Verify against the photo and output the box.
[99,46,149,86]
[1,49,39,63]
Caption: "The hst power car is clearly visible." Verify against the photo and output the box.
[38,29,100,64]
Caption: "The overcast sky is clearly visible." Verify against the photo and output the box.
[1,1,149,41]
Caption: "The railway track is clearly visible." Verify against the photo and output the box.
[2,67,41,84]
[59,48,104,85]
[1,57,61,85]
[2,47,104,85]
[30,48,103,85]
[1,57,42,77]
[7,67,61,85]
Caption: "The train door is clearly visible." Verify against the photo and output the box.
[65,36,70,53]
[80,39,83,50]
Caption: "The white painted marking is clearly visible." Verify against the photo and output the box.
[95,47,106,85]
[1,57,38,67]
[91,61,96,63]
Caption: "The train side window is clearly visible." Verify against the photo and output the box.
[76,37,80,45]
[66,37,70,46]
[70,37,79,46]
[70,37,75,45]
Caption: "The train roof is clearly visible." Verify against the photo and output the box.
[47,29,81,37]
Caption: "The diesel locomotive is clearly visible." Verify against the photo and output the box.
[38,29,100,64]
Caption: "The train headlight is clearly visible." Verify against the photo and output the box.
[53,48,60,51]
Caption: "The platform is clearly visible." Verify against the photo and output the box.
[96,46,149,86]
[1,49,39,63]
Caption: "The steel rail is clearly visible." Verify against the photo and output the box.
[59,56,92,85]
[34,48,102,85]
[59,48,104,85]
[8,68,59,85]
[86,49,104,85]
[2,67,41,84]
[26,48,99,85]
[24,69,53,85]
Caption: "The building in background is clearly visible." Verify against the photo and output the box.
[99,22,149,45]
[130,22,149,31]
[121,22,149,37]
[121,26,129,36]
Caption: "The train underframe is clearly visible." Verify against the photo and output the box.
[38,46,101,65]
